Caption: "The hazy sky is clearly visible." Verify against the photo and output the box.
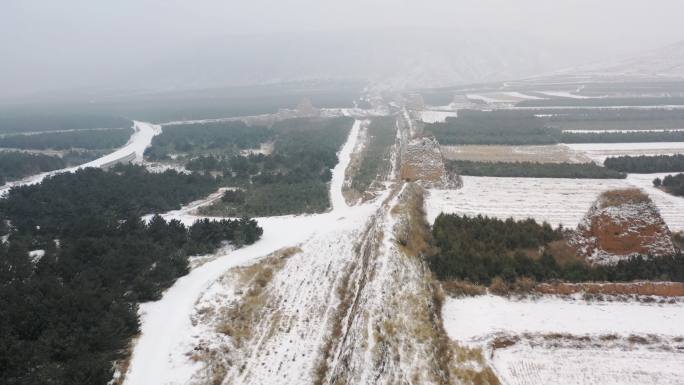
[3,0,684,98]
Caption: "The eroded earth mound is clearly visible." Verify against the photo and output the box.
[570,188,676,264]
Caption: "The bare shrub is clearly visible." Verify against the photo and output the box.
[511,277,536,294]
[600,188,650,207]
[490,336,519,350]
[489,277,510,296]
[442,280,486,297]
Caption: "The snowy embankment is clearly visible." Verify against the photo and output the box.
[425,176,630,228]
[123,119,373,385]
[0,121,160,196]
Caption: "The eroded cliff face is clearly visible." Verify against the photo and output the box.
[570,188,676,265]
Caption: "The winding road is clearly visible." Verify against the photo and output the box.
[0,121,160,196]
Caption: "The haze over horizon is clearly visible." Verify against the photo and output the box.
[3,0,684,99]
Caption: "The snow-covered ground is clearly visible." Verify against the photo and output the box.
[494,345,683,385]
[502,91,544,100]
[441,144,590,163]
[0,121,160,196]
[419,110,458,123]
[443,295,684,344]
[123,119,388,385]
[127,205,379,385]
[425,176,630,228]
[565,141,684,165]
[626,173,684,232]
[466,93,510,104]
[443,295,684,385]
[330,119,361,210]
[537,90,593,99]
[563,128,684,133]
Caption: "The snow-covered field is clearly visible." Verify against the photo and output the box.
[464,92,546,105]
[563,128,684,133]
[443,295,684,344]
[565,141,684,164]
[0,121,160,196]
[502,91,544,100]
[538,90,593,99]
[494,345,683,385]
[626,173,684,231]
[425,176,629,228]
[443,295,684,385]
[419,110,458,123]
[466,93,511,104]
[425,173,684,231]
[441,144,590,163]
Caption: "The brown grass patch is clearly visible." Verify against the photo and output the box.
[393,183,439,257]
[216,246,300,346]
[545,239,585,266]
[599,188,650,208]
[441,144,588,164]
[535,281,684,297]
[442,280,486,297]
[491,336,519,350]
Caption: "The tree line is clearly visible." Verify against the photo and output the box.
[145,121,272,160]
[195,117,354,216]
[0,113,131,134]
[654,173,684,197]
[350,117,396,194]
[0,151,101,186]
[0,152,65,185]
[429,213,684,285]
[0,165,262,385]
[605,154,684,173]
[0,128,133,150]
[425,109,684,145]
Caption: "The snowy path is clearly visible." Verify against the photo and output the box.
[0,121,160,196]
[123,120,369,385]
[330,119,361,211]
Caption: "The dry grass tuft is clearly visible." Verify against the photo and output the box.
[600,188,650,208]
[215,246,299,346]
[442,280,486,297]
[488,277,510,296]
[393,183,439,258]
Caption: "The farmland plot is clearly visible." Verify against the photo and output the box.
[494,345,683,385]
[443,295,684,385]
[425,176,629,227]
[565,141,684,164]
[441,144,590,163]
